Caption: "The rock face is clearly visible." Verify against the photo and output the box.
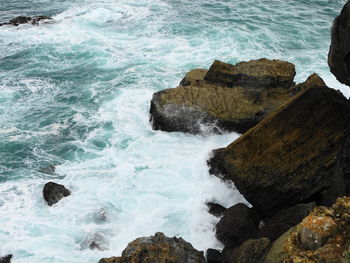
[208,79,350,216]
[150,58,297,134]
[328,1,350,86]
[207,202,227,217]
[98,232,205,263]
[215,203,260,248]
[206,249,222,263]
[266,197,350,263]
[43,182,70,206]
[0,255,12,263]
[0,16,52,26]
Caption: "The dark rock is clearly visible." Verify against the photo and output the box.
[43,182,70,206]
[39,165,56,175]
[0,255,12,263]
[216,203,260,248]
[258,223,291,242]
[208,84,350,216]
[98,232,205,263]
[328,1,350,86]
[223,238,270,263]
[207,202,227,217]
[0,16,52,27]
[204,59,295,88]
[150,59,300,134]
[206,249,222,263]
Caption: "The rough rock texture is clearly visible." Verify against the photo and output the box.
[150,59,298,134]
[266,197,350,263]
[223,238,270,263]
[206,249,222,263]
[208,82,350,216]
[0,16,52,26]
[0,255,12,263]
[215,203,260,248]
[207,202,227,217]
[328,1,350,86]
[43,182,70,206]
[98,232,205,263]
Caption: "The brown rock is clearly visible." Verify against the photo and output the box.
[208,82,350,216]
[180,69,208,87]
[98,232,205,263]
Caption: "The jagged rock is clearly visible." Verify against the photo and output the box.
[43,182,70,206]
[0,16,52,26]
[206,249,222,263]
[150,58,298,134]
[0,255,12,263]
[216,203,260,248]
[223,238,270,263]
[208,78,350,216]
[207,202,227,217]
[328,1,350,86]
[98,232,205,263]
[266,197,350,263]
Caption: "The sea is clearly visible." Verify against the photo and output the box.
[0,0,348,262]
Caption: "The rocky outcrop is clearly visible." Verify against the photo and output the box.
[0,16,52,26]
[328,1,350,86]
[208,78,350,216]
[98,232,205,263]
[215,203,260,248]
[0,255,12,263]
[265,197,350,263]
[206,249,222,263]
[150,58,298,134]
[43,182,70,206]
[207,202,227,217]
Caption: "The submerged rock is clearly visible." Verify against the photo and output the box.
[0,16,52,26]
[328,1,350,86]
[208,78,350,216]
[150,58,297,134]
[215,203,260,248]
[43,182,70,206]
[0,255,12,263]
[98,232,205,263]
[81,232,109,251]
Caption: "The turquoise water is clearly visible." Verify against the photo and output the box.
[0,0,348,262]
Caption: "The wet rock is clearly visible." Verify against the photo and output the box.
[0,255,12,263]
[206,249,222,263]
[43,182,70,206]
[208,81,350,216]
[328,1,350,86]
[207,202,227,217]
[98,232,205,263]
[81,232,109,251]
[39,165,56,175]
[150,59,299,134]
[0,16,52,26]
[216,203,260,248]
[223,238,270,263]
[258,223,291,242]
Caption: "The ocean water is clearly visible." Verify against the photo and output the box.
[0,0,348,262]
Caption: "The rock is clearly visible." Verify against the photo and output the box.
[39,165,56,174]
[208,82,350,216]
[98,232,205,263]
[206,249,222,263]
[223,238,270,263]
[207,202,227,217]
[81,232,109,251]
[215,203,260,248]
[43,182,70,206]
[258,223,291,242]
[204,59,295,88]
[328,1,350,86]
[150,59,299,134]
[0,255,12,263]
[266,197,350,263]
[0,16,52,26]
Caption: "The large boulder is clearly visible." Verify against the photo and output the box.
[98,232,205,263]
[328,1,350,86]
[0,16,52,26]
[215,203,260,248]
[265,197,350,263]
[150,59,297,134]
[0,255,12,263]
[43,182,70,206]
[208,77,350,216]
